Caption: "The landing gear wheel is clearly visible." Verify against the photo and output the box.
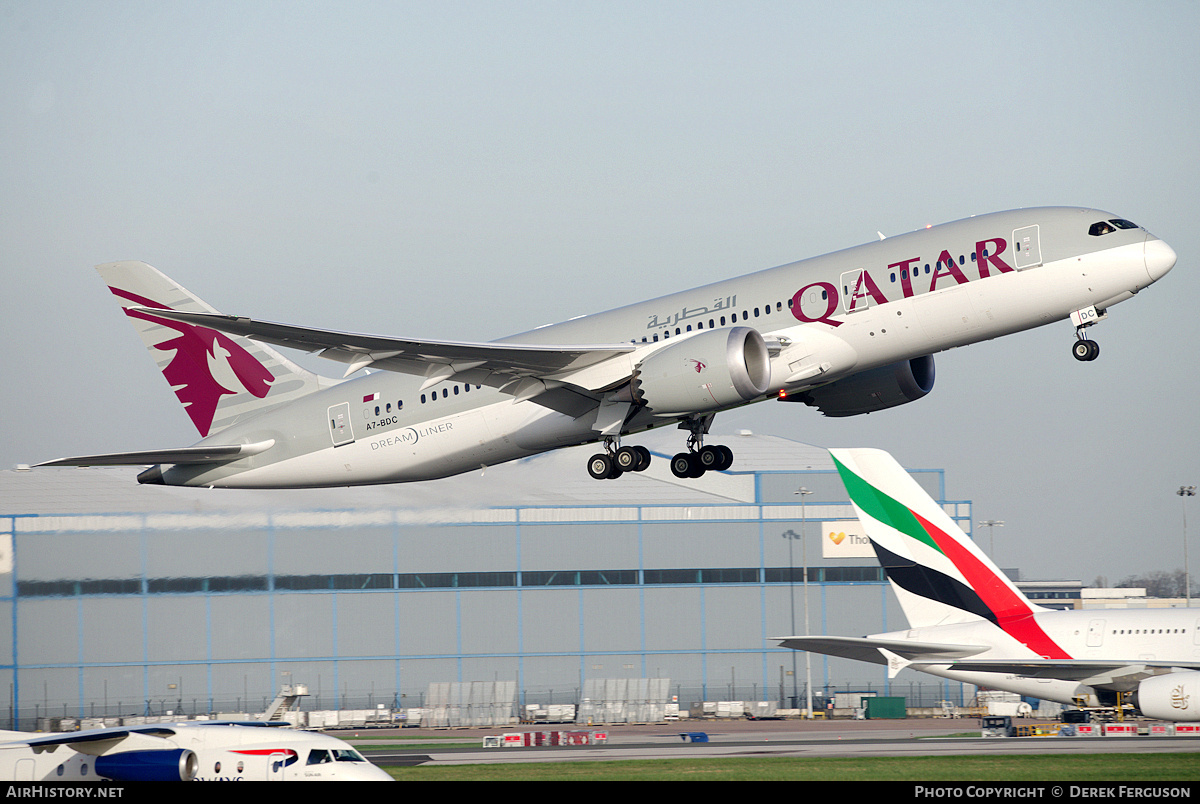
[698,445,723,471]
[670,453,693,479]
[1072,339,1100,362]
[633,445,651,471]
[587,453,613,480]
[619,446,648,472]
[714,444,734,471]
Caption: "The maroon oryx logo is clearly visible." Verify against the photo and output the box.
[110,287,274,436]
[687,359,706,373]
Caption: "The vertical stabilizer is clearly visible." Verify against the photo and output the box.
[830,448,1049,632]
[97,261,328,437]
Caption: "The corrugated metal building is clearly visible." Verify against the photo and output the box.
[0,432,976,726]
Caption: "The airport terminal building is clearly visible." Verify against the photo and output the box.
[1,432,992,727]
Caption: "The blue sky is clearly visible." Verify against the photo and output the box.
[3,1,1198,585]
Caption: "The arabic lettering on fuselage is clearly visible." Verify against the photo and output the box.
[791,235,1014,328]
[646,296,737,330]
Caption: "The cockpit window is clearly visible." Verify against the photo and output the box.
[306,747,366,764]
[1089,219,1139,236]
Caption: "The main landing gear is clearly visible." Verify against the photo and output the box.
[669,444,733,478]
[587,438,652,480]
[669,416,734,479]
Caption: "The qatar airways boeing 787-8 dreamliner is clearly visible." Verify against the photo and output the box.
[38,207,1175,488]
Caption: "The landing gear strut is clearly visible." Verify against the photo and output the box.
[669,416,734,479]
[587,438,651,480]
[1070,305,1104,362]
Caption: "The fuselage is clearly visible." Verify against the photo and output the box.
[154,206,1175,488]
[875,607,1200,705]
[0,724,392,781]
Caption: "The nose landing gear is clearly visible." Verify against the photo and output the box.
[1070,305,1105,362]
[1072,337,1100,362]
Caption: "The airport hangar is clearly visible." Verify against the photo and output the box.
[0,431,1067,727]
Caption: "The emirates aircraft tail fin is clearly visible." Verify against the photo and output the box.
[829,448,1048,630]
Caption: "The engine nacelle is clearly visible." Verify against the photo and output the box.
[95,748,199,781]
[634,326,771,416]
[1136,672,1200,722]
[785,355,935,417]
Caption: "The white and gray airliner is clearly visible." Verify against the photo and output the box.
[38,207,1176,488]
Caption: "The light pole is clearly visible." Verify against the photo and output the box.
[1179,486,1196,607]
[978,520,1004,556]
[790,485,814,719]
[782,528,799,709]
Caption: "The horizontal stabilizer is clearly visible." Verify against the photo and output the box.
[776,635,987,666]
[36,441,275,467]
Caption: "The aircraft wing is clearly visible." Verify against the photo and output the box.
[776,635,988,665]
[920,658,1200,690]
[35,441,276,468]
[136,309,637,400]
[3,726,177,756]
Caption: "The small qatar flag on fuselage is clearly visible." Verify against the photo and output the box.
[362,392,379,403]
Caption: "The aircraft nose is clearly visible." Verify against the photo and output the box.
[1145,237,1177,282]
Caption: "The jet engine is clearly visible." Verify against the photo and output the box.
[633,327,771,416]
[785,355,935,417]
[1134,672,1200,722]
[95,748,199,782]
